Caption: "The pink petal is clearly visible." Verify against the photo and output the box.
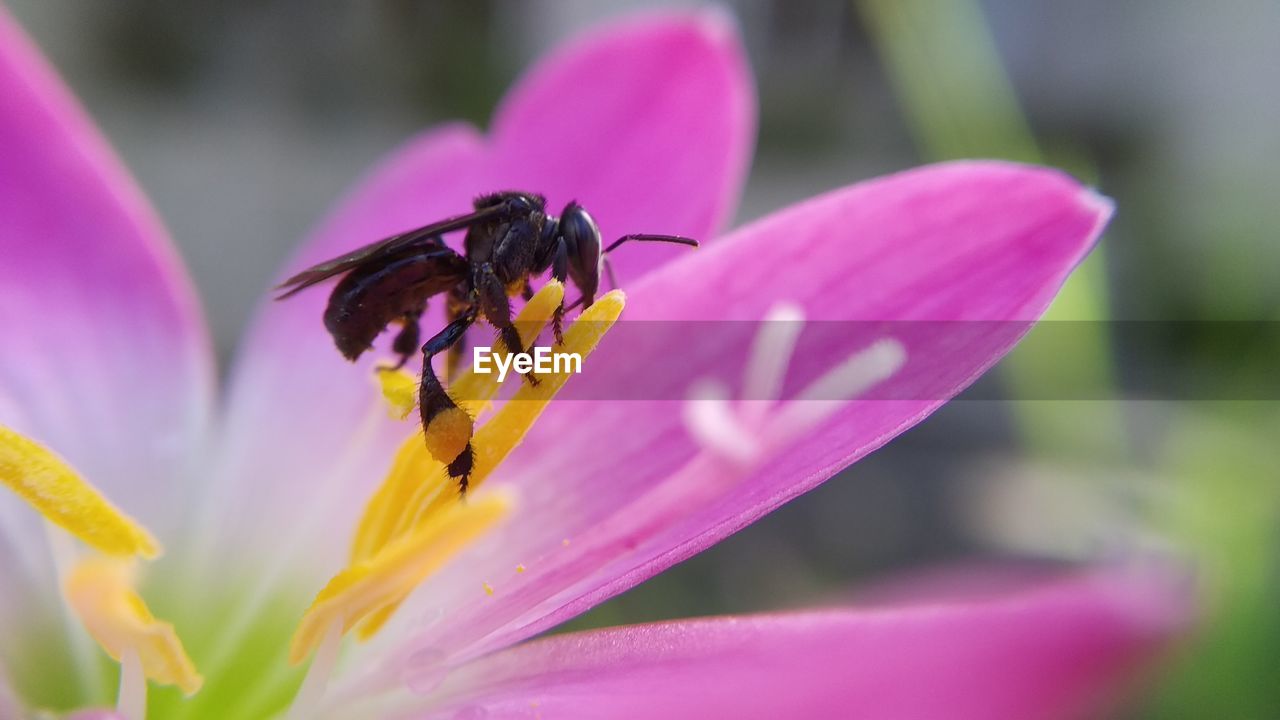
[349,162,1111,675]
[489,9,755,283]
[205,124,487,568]
[0,9,212,532]
[409,569,1185,720]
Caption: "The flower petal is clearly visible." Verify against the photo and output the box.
[344,162,1111,674]
[0,10,211,547]
[489,9,755,283]
[205,124,488,572]
[406,569,1185,720]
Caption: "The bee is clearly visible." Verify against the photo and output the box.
[276,191,696,493]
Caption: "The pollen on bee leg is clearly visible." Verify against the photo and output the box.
[0,426,160,558]
[353,286,621,561]
[423,407,472,465]
[64,556,203,696]
[354,283,568,563]
[335,288,622,646]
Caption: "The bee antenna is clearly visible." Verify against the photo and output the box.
[603,256,620,291]
[603,234,699,254]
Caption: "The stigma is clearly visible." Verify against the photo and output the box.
[0,425,201,705]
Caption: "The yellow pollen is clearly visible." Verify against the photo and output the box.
[516,564,526,573]
[355,282,566,563]
[377,366,418,420]
[0,426,159,558]
[290,491,511,664]
[483,582,495,597]
[64,557,203,695]
[330,286,623,643]
[422,407,472,464]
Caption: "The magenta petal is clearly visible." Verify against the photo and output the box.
[489,10,755,283]
[362,162,1110,667]
[415,570,1184,720]
[0,9,212,527]
[210,124,489,565]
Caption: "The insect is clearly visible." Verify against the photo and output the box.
[276,191,697,494]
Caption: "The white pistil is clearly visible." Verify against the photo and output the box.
[683,380,760,466]
[117,648,146,720]
[741,303,805,420]
[287,619,343,720]
[43,521,105,699]
[684,303,908,463]
[775,338,907,436]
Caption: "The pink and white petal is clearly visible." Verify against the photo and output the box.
[404,569,1185,720]
[202,124,488,573]
[489,9,755,283]
[0,9,212,534]
[345,162,1111,678]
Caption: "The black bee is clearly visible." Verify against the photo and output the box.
[276,191,696,493]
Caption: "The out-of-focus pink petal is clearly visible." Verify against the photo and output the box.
[0,9,212,532]
[407,569,1185,720]
[345,162,1111,677]
[65,712,123,720]
[203,124,487,571]
[489,9,755,283]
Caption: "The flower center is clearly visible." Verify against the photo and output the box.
[284,282,625,713]
[0,426,202,713]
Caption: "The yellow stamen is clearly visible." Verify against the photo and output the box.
[376,367,418,420]
[64,557,203,695]
[355,282,565,563]
[336,288,624,642]
[0,426,159,558]
[289,491,511,664]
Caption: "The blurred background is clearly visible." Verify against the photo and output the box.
[7,1,1277,716]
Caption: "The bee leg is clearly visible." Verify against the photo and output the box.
[419,308,478,496]
[476,262,539,386]
[444,288,472,382]
[387,303,426,370]
[549,237,570,346]
[521,281,535,301]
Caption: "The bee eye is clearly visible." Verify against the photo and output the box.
[565,208,600,268]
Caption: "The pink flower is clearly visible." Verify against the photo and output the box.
[0,7,1182,719]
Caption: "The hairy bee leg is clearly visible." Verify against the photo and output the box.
[550,237,570,345]
[419,309,478,495]
[387,304,426,370]
[444,288,473,382]
[476,262,540,386]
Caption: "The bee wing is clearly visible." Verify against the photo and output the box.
[274,206,500,299]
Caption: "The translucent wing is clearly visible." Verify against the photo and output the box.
[274,205,501,299]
